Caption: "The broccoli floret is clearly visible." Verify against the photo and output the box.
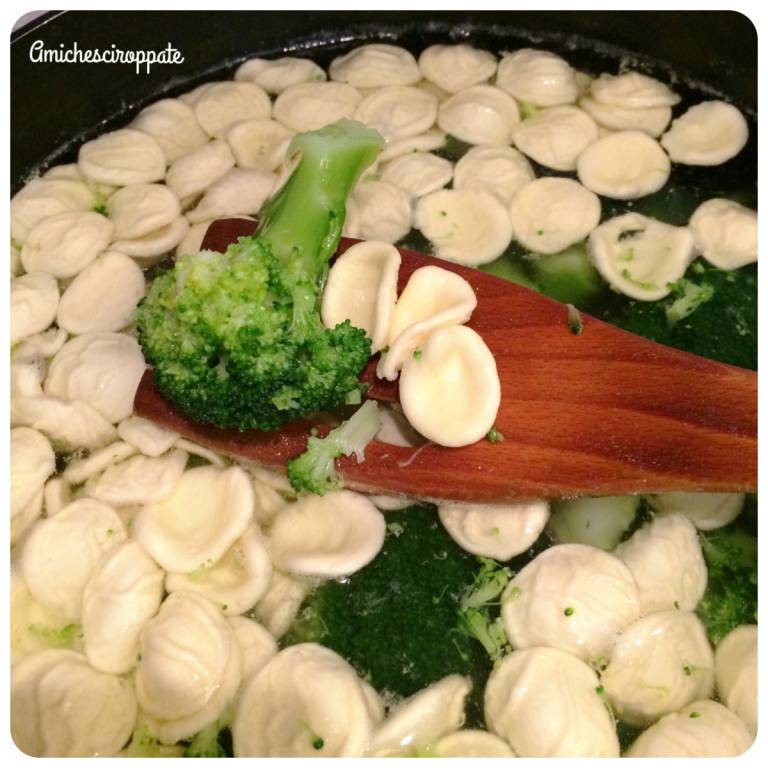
[183,720,230,758]
[136,120,382,431]
[665,278,715,326]
[287,399,380,495]
[27,622,82,649]
[121,725,184,758]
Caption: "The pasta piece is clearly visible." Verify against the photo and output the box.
[134,466,253,573]
[107,183,180,240]
[399,325,500,447]
[11,649,137,757]
[226,118,293,172]
[646,491,744,531]
[165,139,235,200]
[580,96,671,137]
[485,647,619,757]
[20,211,113,278]
[329,44,420,88]
[12,328,67,361]
[131,98,209,163]
[438,501,549,560]
[273,82,362,132]
[166,524,272,616]
[233,643,375,756]
[715,624,757,737]
[689,198,757,269]
[601,611,714,725]
[625,700,752,757]
[136,591,242,744]
[78,129,166,186]
[378,265,477,381]
[269,490,386,578]
[57,252,146,334]
[375,405,423,448]
[62,441,137,485]
[193,81,271,138]
[512,106,599,171]
[434,730,516,757]
[590,71,680,109]
[174,438,226,467]
[501,543,640,662]
[186,167,276,223]
[81,540,164,674]
[496,49,578,107]
[577,130,670,199]
[20,498,126,621]
[380,152,453,198]
[253,570,314,639]
[43,477,70,517]
[414,188,513,265]
[117,416,179,458]
[548,495,639,550]
[378,129,447,162]
[178,81,218,106]
[11,273,59,344]
[355,86,438,141]
[321,240,400,354]
[661,101,749,165]
[418,44,497,93]
[11,488,43,545]
[11,427,55,521]
[111,216,189,260]
[588,212,695,300]
[228,616,278,681]
[437,85,520,145]
[350,179,412,243]
[45,333,146,424]
[614,513,707,614]
[11,178,96,245]
[235,56,326,93]
[509,177,601,255]
[453,145,534,205]
[370,675,471,755]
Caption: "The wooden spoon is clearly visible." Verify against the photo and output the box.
[134,218,756,502]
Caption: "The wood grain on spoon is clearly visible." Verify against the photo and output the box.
[134,218,757,502]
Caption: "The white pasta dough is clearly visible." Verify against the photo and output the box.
[715,624,757,737]
[135,466,253,573]
[11,273,59,344]
[355,86,438,141]
[19,498,126,621]
[434,730,516,757]
[186,167,276,223]
[62,441,137,485]
[229,615,278,681]
[107,183,180,240]
[485,646,619,757]
[580,96,672,137]
[12,327,67,361]
[602,610,714,725]
[501,543,640,662]
[350,179,412,243]
[646,491,744,531]
[45,332,146,423]
[513,106,599,171]
[11,649,137,757]
[136,591,242,744]
[131,98,209,163]
[578,130,670,199]
[175,219,213,257]
[269,490,386,578]
[253,570,314,639]
[233,643,374,756]
[57,252,145,334]
[400,325,500,448]
[193,81,271,138]
[321,240,401,353]
[21,211,113,278]
[496,49,578,107]
[415,188,512,265]
[689,198,757,269]
[548,495,639,551]
[165,139,235,200]
[626,700,752,757]
[437,85,520,145]
[110,216,190,260]
[378,129,446,162]
[166,524,272,615]
[273,82,362,132]
[661,100,749,165]
[11,427,55,521]
[439,501,549,560]
[614,513,707,614]
[81,540,164,674]
[330,44,420,88]
[117,415,179,458]
[370,675,471,756]
[453,145,534,205]
[380,152,453,198]
[236,56,326,93]
[226,118,293,172]
[78,129,166,186]
[378,265,477,381]
[509,177,601,255]
[588,212,695,300]
[419,44,497,93]
[590,71,680,109]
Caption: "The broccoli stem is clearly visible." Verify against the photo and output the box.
[257,120,383,278]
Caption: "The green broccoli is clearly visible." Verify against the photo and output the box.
[665,278,715,326]
[287,399,380,495]
[121,725,184,758]
[183,720,230,758]
[136,120,383,431]
[27,622,82,649]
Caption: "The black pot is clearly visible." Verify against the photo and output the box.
[10,10,756,192]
